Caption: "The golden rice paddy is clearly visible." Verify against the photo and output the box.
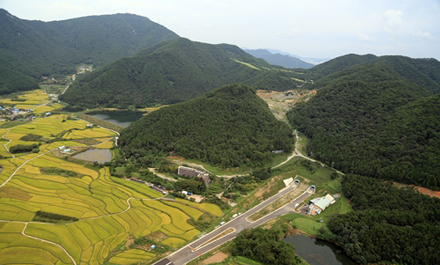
[0,90,223,264]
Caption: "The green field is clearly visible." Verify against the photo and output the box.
[0,90,224,265]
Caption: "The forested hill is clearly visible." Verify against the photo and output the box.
[0,9,178,94]
[118,84,293,168]
[324,175,440,264]
[60,38,300,109]
[302,53,378,81]
[287,55,440,189]
[244,49,314,69]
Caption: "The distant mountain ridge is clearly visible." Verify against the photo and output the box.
[0,9,179,94]
[61,38,300,109]
[263,49,330,65]
[244,49,314,69]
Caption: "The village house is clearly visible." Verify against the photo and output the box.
[308,194,335,215]
[58,146,71,153]
[177,166,211,186]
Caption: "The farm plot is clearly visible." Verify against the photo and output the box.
[0,90,49,106]
[0,177,214,264]
[10,115,89,140]
[0,91,224,264]
[0,144,11,158]
[1,165,159,219]
[109,249,155,264]
[93,139,114,149]
[0,223,73,265]
[22,198,202,265]
[63,128,114,139]
[161,237,186,248]
[33,103,64,114]
[175,198,223,216]
[163,201,204,221]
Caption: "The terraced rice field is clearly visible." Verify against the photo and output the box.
[109,249,156,264]
[0,90,224,265]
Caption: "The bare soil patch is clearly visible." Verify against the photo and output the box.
[254,175,283,199]
[393,182,440,199]
[201,252,228,264]
[145,231,168,242]
[124,235,134,249]
[256,90,317,121]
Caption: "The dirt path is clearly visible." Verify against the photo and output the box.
[2,129,15,159]
[148,168,177,182]
[21,222,77,265]
[273,130,324,169]
[0,149,52,188]
[60,74,75,95]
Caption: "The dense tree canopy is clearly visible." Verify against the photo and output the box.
[0,9,179,94]
[232,227,301,265]
[288,56,440,189]
[323,175,440,265]
[118,84,293,168]
[61,38,300,108]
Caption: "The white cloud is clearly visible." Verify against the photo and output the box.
[357,33,376,42]
[413,30,434,39]
[382,9,403,33]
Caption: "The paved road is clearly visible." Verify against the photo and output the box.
[154,184,312,265]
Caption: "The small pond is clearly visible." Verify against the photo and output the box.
[86,111,144,127]
[73,149,112,164]
[283,235,357,265]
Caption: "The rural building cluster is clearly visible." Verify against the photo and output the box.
[308,194,337,215]
[177,166,211,186]
[0,106,36,121]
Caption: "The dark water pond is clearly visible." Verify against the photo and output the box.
[284,235,357,265]
[73,149,112,164]
[87,111,144,127]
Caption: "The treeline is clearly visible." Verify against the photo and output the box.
[119,84,293,168]
[9,144,39,154]
[40,167,83,178]
[20,134,43,141]
[32,211,78,223]
[288,56,440,189]
[320,175,440,265]
[61,38,299,109]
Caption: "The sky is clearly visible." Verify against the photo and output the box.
[1,0,439,60]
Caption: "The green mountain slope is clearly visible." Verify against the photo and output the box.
[287,55,440,189]
[118,84,293,168]
[305,53,377,80]
[0,9,179,94]
[326,175,440,264]
[60,38,299,109]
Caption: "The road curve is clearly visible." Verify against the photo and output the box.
[154,184,312,265]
